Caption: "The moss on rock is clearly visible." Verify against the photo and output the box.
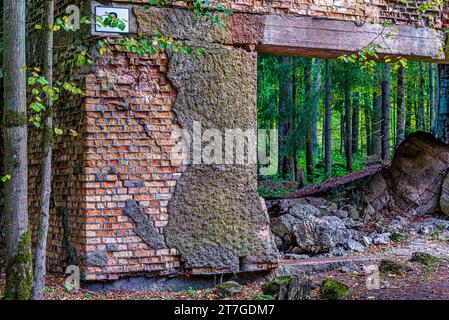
[261,275,293,296]
[320,278,349,300]
[379,259,408,275]
[216,281,243,297]
[410,252,441,266]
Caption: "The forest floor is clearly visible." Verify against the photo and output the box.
[1,232,449,300]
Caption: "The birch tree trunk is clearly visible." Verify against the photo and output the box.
[31,0,54,300]
[3,0,33,300]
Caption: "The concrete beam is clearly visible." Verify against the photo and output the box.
[259,15,448,63]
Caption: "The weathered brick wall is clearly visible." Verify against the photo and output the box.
[82,45,182,280]
[117,0,447,29]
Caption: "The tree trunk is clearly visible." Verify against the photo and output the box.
[352,92,360,154]
[3,0,33,300]
[430,63,436,135]
[371,68,382,156]
[324,60,332,177]
[436,63,441,136]
[278,56,295,179]
[312,60,322,158]
[396,65,405,146]
[340,113,345,154]
[304,60,314,182]
[438,65,449,143]
[364,95,372,155]
[381,64,391,162]
[417,62,426,131]
[31,0,54,300]
[344,77,353,172]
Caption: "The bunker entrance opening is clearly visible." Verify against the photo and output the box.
[257,54,443,199]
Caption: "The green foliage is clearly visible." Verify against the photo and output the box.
[257,54,436,194]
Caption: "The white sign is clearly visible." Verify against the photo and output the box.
[95,7,130,33]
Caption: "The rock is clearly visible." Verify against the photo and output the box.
[262,275,293,296]
[274,236,283,249]
[334,210,349,219]
[363,204,376,217]
[289,203,321,219]
[292,215,350,254]
[271,214,296,239]
[386,132,449,215]
[330,247,346,256]
[418,225,431,235]
[361,172,391,212]
[390,230,408,243]
[320,278,349,300]
[347,239,365,253]
[343,218,364,230]
[216,281,243,297]
[362,236,372,246]
[262,274,311,300]
[343,205,360,220]
[410,252,441,266]
[283,274,312,300]
[291,247,310,256]
[373,233,391,245]
[379,259,408,275]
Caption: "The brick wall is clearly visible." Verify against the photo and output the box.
[81,44,183,280]
[117,0,447,29]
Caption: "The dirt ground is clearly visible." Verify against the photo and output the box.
[1,260,449,300]
[1,229,449,300]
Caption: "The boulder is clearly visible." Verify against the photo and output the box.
[373,233,391,245]
[216,281,243,297]
[409,252,442,266]
[271,214,297,239]
[347,239,365,253]
[289,203,321,219]
[320,278,349,300]
[385,132,449,214]
[379,259,410,275]
[262,274,311,300]
[440,173,449,216]
[293,215,350,254]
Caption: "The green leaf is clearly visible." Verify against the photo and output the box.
[1,175,11,183]
[54,128,64,135]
